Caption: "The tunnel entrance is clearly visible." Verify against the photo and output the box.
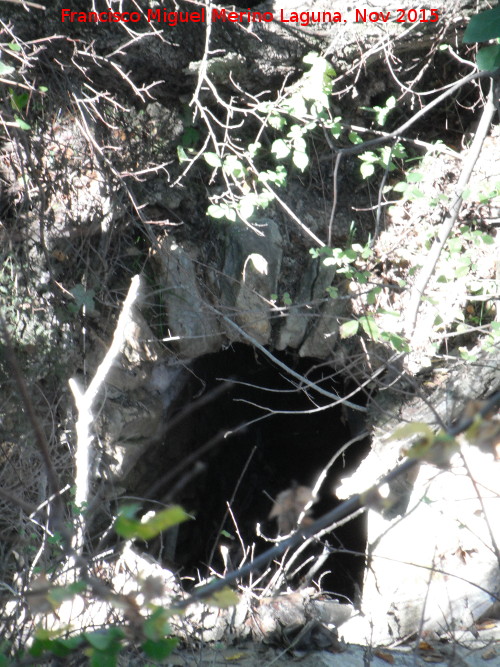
[143,344,370,603]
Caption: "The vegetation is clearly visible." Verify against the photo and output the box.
[0,0,499,663]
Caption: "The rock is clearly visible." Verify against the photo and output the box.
[298,262,344,358]
[275,256,322,351]
[337,346,500,644]
[155,239,222,357]
[220,219,282,345]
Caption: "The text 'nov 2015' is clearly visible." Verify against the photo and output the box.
[60,8,440,27]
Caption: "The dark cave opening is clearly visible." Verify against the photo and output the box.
[148,344,370,603]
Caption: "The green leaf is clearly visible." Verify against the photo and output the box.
[292,150,309,171]
[203,152,222,168]
[142,638,178,660]
[85,628,124,652]
[406,172,423,183]
[207,203,236,221]
[360,162,375,179]
[30,632,85,659]
[325,286,338,298]
[8,42,21,52]
[392,181,408,193]
[14,116,30,130]
[69,284,95,313]
[258,166,286,187]
[248,141,261,157]
[181,126,199,148]
[407,187,424,200]
[284,92,308,117]
[268,114,286,130]
[143,607,171,641]
[447,237,462,254]
[463,6,500,43]
[478,231,495,245]
[392,143,407,159]
[223,155,245,178]
[359,316,380,340]
[10,89,28,111]
[359,151,377,164]
[89,649,119,667]
[382,332,409,353]
[0,62,14,75]
[238,195,255,220]
[340,320,359,339]
[374,95,396,126]
[85,632,114,651]
[329,117,342,139]
[177,145,189,163]
[114,505,190,540]
[271,139,290,160]
[367,287,381,305]
[256,190,275,207]
[207,204,226,219]
[459,346,478,362]
[476,44,500,71]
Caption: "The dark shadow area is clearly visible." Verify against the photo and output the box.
[142,344,369,602]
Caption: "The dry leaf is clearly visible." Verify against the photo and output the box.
[374,649,395,664]
[418,641,433,650]
[269,483,314,535]
[475,619,498,631]
[224,651,247,660]
[418,641,444,663]
[206,586,239,609]
[26,573,52,616]
[422,654,445,663]
[481,647,499,660]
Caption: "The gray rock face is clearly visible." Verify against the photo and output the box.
[151,220,350,359]
[155,238,222,358]
[338,441,500,646]
[220,219,282,345]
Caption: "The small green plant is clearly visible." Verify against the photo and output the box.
[390,170,425,201]
[310,242,410,353]
[361,94,397,127]
[67,284,96,315]
[357,142,407,180]
[271,291,293,306]
[310,242,373,284]
[0,42,36,130]
[178,52,338,225]
[0,505,195,666]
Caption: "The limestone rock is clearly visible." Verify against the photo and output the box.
[341,443,500,645]
[298,262,345,358]
[220,219,282,346]
[275,256,321,351]
[155,239,222,358]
